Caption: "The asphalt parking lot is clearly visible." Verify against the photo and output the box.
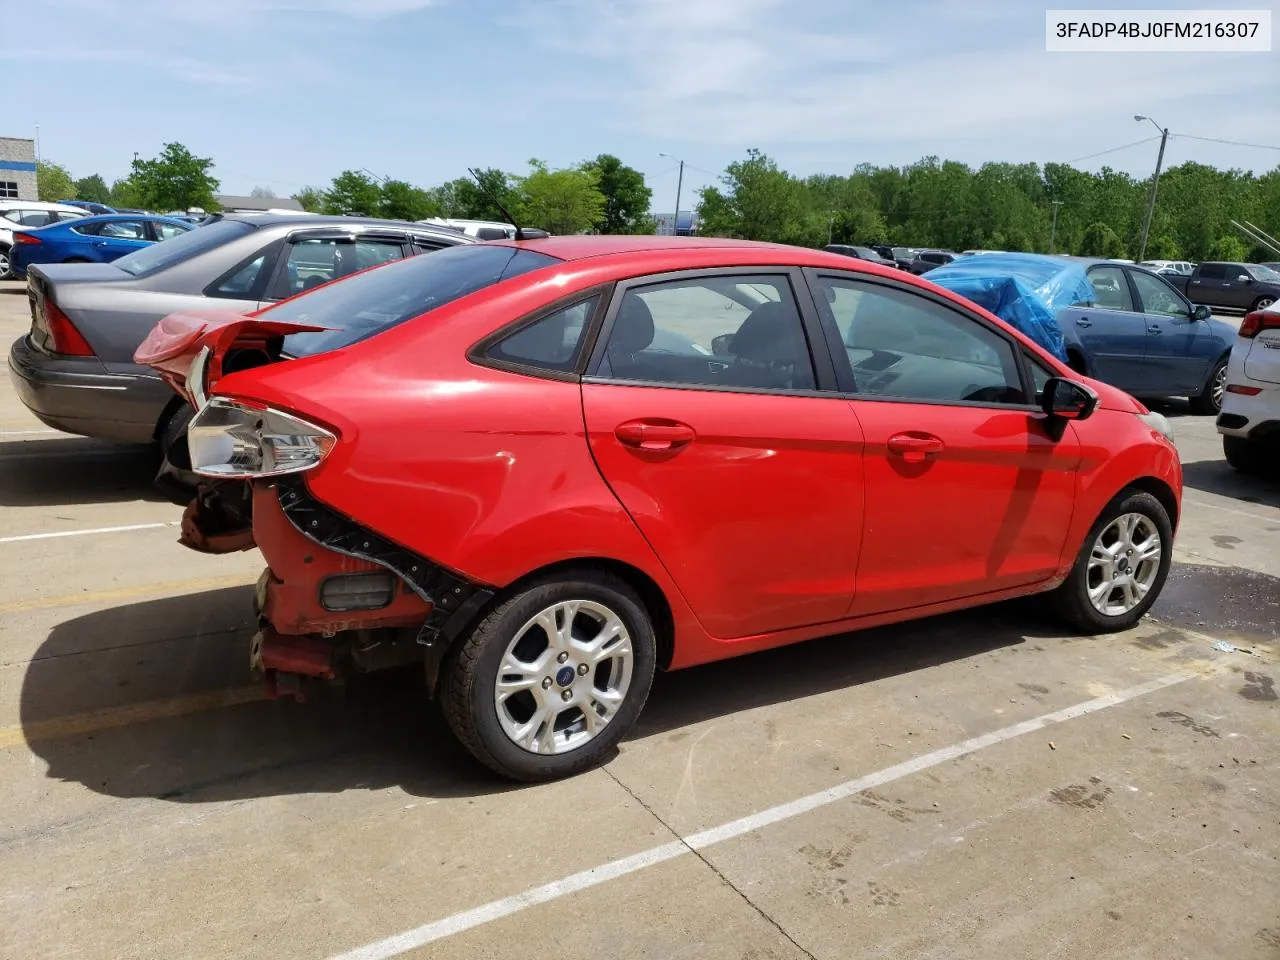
[0,278,1276,960]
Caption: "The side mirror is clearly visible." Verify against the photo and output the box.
[1238,275,1252,283]
[1040,377,1098,432]
[1193,304,1212,321]
[711,333,735,357]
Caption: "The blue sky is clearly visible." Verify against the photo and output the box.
[4,0,1278,209]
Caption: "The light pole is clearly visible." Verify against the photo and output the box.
[658,152,684,236]
[1049,200,1064,253]
[1134,114,1169,263]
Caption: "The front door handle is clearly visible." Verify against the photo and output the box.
[887,432,944,463]
[1148,325,1162,334]
[615,419,695,451]
[1076,317,1092,327]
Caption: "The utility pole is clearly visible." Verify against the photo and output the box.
[658,153,684,236]
[1134,115,1168,263]
[1049,200,1064,253]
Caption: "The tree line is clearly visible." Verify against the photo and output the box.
[36,142,1280,261]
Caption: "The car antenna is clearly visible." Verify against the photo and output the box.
[467,167,527,241]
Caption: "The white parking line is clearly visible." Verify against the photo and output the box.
[328,671,1191,960]
[0,521,178,544]
[1183,495,1279,525]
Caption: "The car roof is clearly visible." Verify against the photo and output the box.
[494,234,834,262]
[0,200,87,213]
[58,212,190,224]
[216,212,463,233]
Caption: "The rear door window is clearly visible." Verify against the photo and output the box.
[268,236,408,300]
[1197,263,1226,280]
[113,218,256,276]
[1087,266,1136,312]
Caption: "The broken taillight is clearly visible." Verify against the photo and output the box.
[43,300,95,357]
[187,397,336,478]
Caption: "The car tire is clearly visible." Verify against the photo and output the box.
[1048,489,1173,634]
[439,569,657,782]
[0,244,11,280]
[1188,356,1228,415]
[154,402,198,505]
[1250,296,1276,312]
[1223,435,1268,475]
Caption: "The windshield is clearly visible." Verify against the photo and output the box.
[1251,264,1280,282]
[113,218,255,277]
[271,244,561,357]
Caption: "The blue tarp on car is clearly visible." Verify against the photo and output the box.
[921,253,1091,362]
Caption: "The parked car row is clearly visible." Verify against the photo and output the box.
[824,244,960,276]
[1161,261,1280,314]
[1,200,92,278]
[1216,299,1280,474]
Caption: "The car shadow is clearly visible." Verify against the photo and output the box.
[0,437,166,507]
[22,585,1077,803]
[1180,457,1280,508]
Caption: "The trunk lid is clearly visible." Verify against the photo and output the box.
[134,310,328,407]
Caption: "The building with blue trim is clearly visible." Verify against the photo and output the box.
[0,138,38,201]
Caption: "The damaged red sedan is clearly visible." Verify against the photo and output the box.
[135,236,1182,781]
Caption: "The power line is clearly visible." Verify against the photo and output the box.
[1065,136,1160,165]
[1172,133,1280,152]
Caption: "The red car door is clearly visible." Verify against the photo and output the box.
[805,271,1082,615]
[581,270,865,640]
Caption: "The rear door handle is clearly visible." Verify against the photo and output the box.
[1076,317,1092,327]
[615,419,695,451]
[887,432,944,463]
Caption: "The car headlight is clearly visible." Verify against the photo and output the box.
[1137,410,1174,442]
[188,397,336,478]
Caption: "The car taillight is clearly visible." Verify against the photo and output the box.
[1239,310,1280,339]
[14,233,41,245]
[1226,384,1263,396]
[187,397,336,478]
[43,300,95,357]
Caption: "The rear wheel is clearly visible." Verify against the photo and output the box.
[1223,435,1269,475]
[1251,296,1275,312]
[1049,490,1173,634]
[0,244,11,279]
[439,570,657,781]
[1188,356,1228,415]
[154,402,198,504]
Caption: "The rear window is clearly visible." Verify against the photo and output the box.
[270,244,561,357]
[113,218,255,276]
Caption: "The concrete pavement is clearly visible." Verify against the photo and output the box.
[0,280,1276,960]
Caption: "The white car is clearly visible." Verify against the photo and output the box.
[0,200,89,278]
[1138,259,1196,277]
[1217,300,1280,474]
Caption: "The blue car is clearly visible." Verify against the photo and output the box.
[924,252,1237,415]
[8,214,192,280]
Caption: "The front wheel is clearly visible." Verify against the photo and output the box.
[1188,356,1228,415]
[0,244,11,280]
[439,570,657,781]
[1049,490,1173,634]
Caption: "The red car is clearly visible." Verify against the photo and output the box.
[136,236,1182,781]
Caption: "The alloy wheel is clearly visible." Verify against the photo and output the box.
[1085,512,1162,616]
[0,249,9,277]
[1211,362,1227,411]
[493,599,634,755]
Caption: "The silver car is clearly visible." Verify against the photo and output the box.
[9,214,473,484]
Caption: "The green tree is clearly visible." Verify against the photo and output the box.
[697,149,809,242]
[72,174,111,204]
[129,142,220,211]
[322,170,383,216]
[434,168,518,221]
[378,180,439,221]
[109,178,143,209]
[515,159,605,235]
[1078,221,1126,258]
[581,154,652,233]
[1206,235,1248,261]
[292,186,325,213]
[36,160,75,202]
[1143,235,1182,259]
